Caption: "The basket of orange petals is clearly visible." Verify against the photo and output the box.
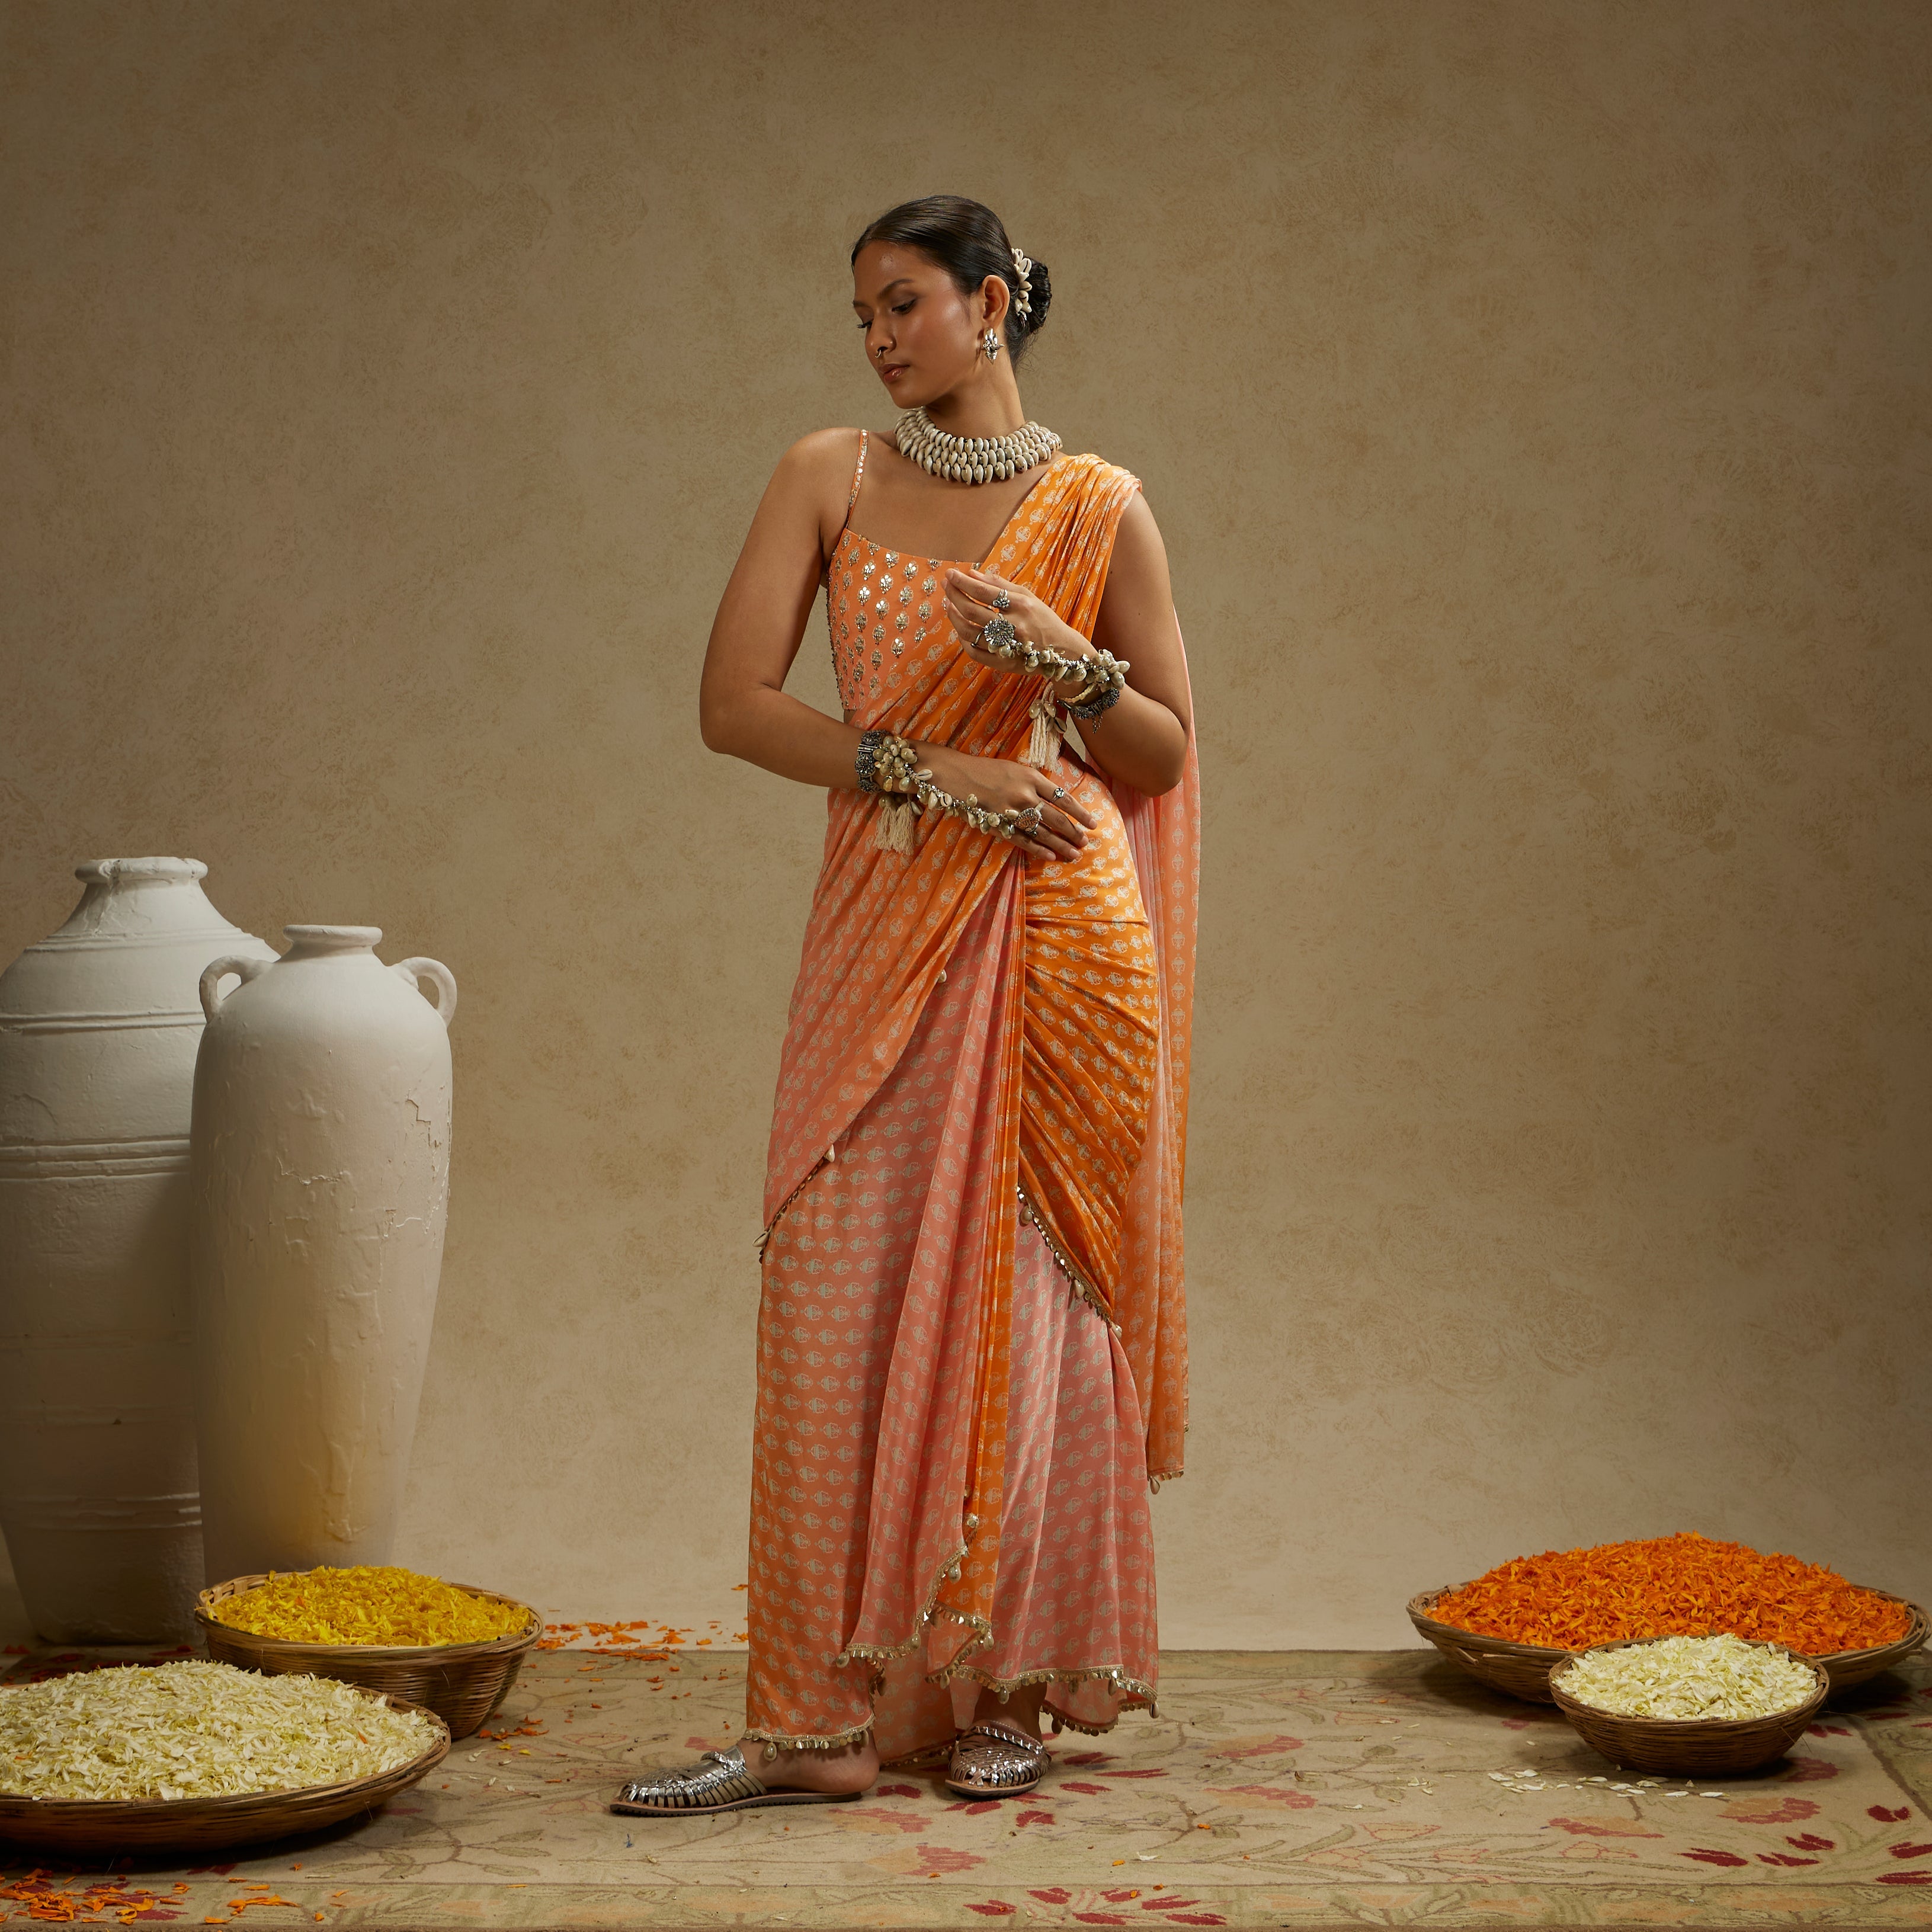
[1409,1532,1925,1704]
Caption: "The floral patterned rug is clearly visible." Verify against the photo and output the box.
[3,1647,1929,1927]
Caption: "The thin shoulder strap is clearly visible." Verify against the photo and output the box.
[822,430,868,588]
[843,428,868,523]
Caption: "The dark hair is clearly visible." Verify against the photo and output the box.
[850,196,1052,364]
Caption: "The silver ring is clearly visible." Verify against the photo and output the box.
[977,616,1018,656]
[992,591,1011,611]
[1050,787,1067,802]
[1015,805,1044,834]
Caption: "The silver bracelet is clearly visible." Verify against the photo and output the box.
[1067,679,1124,722]
[854,729,890,794]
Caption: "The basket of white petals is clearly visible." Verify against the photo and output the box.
[0,1659,448,1853]
[1549,1632,1828,1776]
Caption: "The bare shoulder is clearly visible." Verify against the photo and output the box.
[1095,485,1177,624]
[760,427,866,547]
[1113,489,1171,565]
[773,426,868,495]
[784,425,866,470]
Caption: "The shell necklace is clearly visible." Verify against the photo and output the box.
[894,407,1062,485]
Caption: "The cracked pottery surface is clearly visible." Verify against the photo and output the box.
[5,1648,1928,1926]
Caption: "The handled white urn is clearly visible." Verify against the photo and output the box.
[0,859,277,1641]
[189,925,456,1582]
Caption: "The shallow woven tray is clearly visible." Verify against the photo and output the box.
[1551,1637,1828,1775]
[197,1574,540,1740]
[0,1691,447,1854]
[1409,1582,1929,1706]
[1808,1588,1929,1691]
[1408,1589,1572,1702]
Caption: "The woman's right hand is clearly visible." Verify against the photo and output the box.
[914,746,1097,863]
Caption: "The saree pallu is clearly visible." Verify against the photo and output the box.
[746,447,1198,1760]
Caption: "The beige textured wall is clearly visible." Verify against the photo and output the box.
[3,1,1927,1651]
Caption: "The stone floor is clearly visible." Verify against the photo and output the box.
[2,1647,1930,1928]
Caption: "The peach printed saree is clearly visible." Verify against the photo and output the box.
[745,435,1197,1760]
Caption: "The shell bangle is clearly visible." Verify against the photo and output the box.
[859,729,1049,854]
[857,727,924,799]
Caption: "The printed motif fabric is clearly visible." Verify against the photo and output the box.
[748,448,1199,1755]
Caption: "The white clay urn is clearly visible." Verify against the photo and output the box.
[0,859,277,1641]
[189,925,457,1583]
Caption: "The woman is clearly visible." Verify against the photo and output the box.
[614,196,1197,1816]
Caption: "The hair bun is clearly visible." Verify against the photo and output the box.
[1018,257,1051,337]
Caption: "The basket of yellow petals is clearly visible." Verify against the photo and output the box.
[197,1566,540,1739]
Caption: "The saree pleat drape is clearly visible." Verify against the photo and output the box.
[745,451,1197,1757]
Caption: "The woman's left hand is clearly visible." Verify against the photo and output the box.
[944,566,1092,687]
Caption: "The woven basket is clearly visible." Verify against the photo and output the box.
[1550,1638,1828,1775]
[1409,1583,1929,1707]
[1408,1589,1571,1702]
[197,1574,540,1740]
[1809,1588,1928,1693]
[0,1692,448,1855]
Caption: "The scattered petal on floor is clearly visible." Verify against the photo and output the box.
[2,1645,1926,1925]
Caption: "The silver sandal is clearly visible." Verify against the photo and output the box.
[945,1720,1049,1799]
[611,1743,863,1816]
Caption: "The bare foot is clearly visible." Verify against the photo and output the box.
[744,1733,880,1796]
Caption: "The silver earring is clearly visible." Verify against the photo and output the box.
[983,329,1001,363]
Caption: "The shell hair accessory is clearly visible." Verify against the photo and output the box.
[1008,246,1034,321]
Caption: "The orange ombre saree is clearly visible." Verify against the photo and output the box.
[745,437,1197,1758]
